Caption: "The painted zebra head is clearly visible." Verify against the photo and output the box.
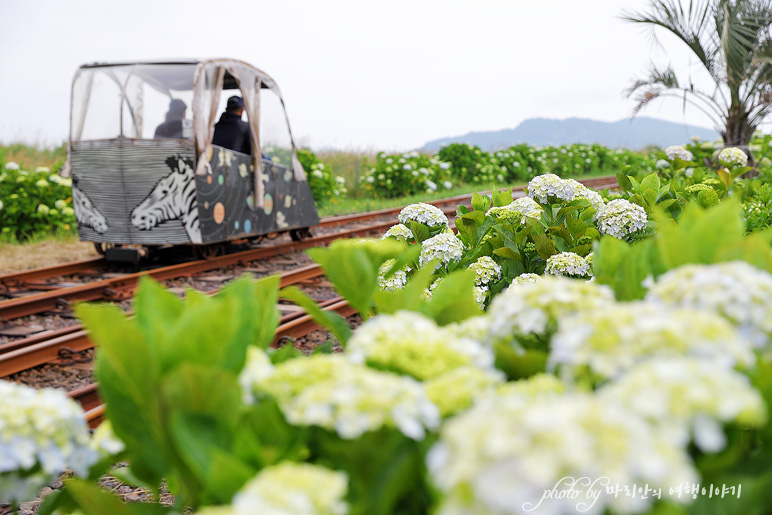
[131,156,195,231]
[71,184,109,234]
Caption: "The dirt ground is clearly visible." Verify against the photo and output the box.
[0,239,99,273]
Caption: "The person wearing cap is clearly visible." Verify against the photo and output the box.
[154,98,188,139]
[212,95,251,155]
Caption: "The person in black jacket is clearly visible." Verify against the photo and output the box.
[212,96,251,155]
[154,99,187,139]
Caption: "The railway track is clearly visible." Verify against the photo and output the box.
[2,175,619,428]
[0,175,617,303]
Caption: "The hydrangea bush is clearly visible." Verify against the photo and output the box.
[0,160,76,240]
[32,178,772,515]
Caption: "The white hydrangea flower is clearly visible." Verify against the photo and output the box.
[526,174,577,203]
[4,161,19,171]
[35,166,50,173]
[443,180,453,190]
[656,159,671,169]
[594,199,648,239]
[507,196,544,218]
[473,285,488,308]
[718,147,748,167]
[486,276,615,348]
[230,462,348,515]
[428,393,697,515]
[312,169,324,179]
[257,355,440,440]
[511,273,541,285]
[568,181,605,211]
[443,315,490,344]
[470,256,502,286]
[37,204,49,215]
[600,358,766,452]
[665,145,694,161]
[426,180,438,192]
[544,252,590,278]
[377,259,411,292]
[90,420,126,458]
[425,367,506,417]
[419,233,465,270]
[382,223,413,242]
[645,262,772,348]
[239,347,274,404]
[550,302,755,381]
[347,311,494,380]
[398,202,448,228]
[0,381,97,503]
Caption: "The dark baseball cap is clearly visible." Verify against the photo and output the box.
[227,96,245,109]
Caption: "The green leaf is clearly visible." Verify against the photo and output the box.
[640,172,660,193]
[532,233,557,260]
[307,238,405,318]
[616,171,632,192]
[471,192,491,213]
[493,247,520,260]
[133,276,184,356]
[642,188,658,208]
[77,303,167,487]
[492,188,513,207]
[65,479,134,515]
[494,344,547,380]
[280,286,352,345]
[407,221,430,243]
[425,269,482,325]
[269,343,306,364]
[237,398,309,468]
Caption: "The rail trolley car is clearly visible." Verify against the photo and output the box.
[62,59,319,261]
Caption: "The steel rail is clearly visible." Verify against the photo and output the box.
[0,263,328,376]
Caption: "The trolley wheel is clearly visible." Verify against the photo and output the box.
[194,243,224,260]
[290,228,312,242]
[94,243,119,256]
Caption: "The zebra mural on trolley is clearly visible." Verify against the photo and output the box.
[130,155,202,244]
[71,183,109,234]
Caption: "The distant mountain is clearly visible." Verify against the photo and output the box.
[422,117,719,151]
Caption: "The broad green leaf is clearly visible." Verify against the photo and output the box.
[471,192,491,213]
[566,216,588,240]
[493,247,520,260]
[237,399,309,468]
[65,479,134,515]
[269,343,307,364]
[640,172,660,193]
[425,269,482,325]
[532,233,557,260]
[407,221,430,243]
[133,276,184,356]
[77,303,167,486]
[280,286,352,345]
[494,344,547,380]
[642,188,658,208]
[492,188,513,207]
[308,239,404,318]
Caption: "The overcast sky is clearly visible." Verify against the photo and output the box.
[0,0,732,151]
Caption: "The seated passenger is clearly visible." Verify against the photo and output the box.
[154,99,187,139]
[212,96,251,155]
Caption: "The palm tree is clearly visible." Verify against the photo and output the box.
[624,0,772,149]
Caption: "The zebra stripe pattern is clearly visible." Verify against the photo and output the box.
[131,155,202,244]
